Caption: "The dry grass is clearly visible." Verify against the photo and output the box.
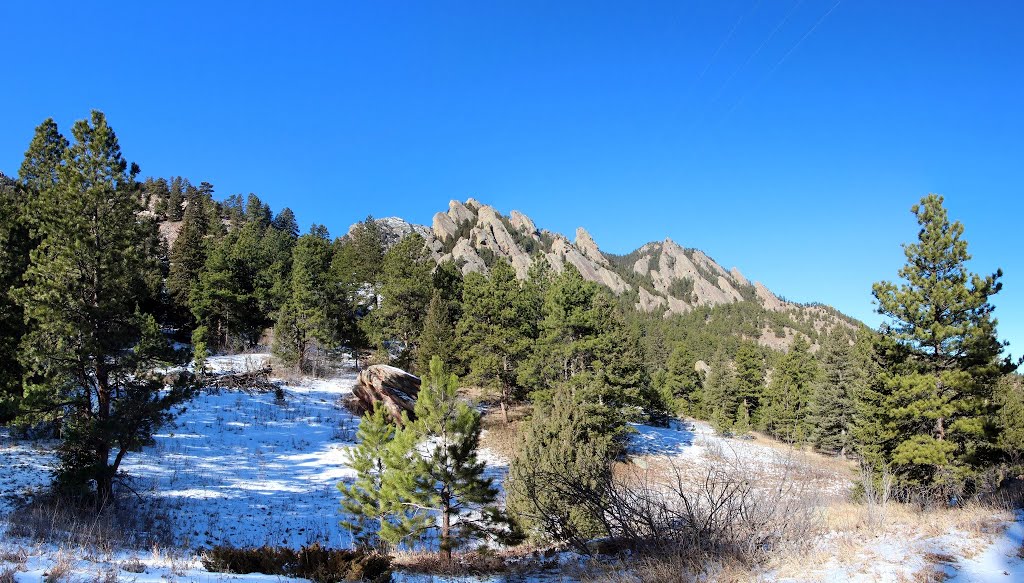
[43,551,73,582]
[478,402,530,460]
[745,430,859,479]
[0,567,16,583]
[6,492,173,552]
[391,548,507,576]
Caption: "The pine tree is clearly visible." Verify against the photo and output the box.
[734,342,765,422]
[734,400,752,436]
[273,226,334,374]
[506,383,614,549]
[416,290,456,374]
[994,374,1024,471]
[379,357,498,561]
[807,331,856,455]
[760,336,820,443]
[373,233,433,371]
[0,174,28,419]
[662,342,702,413]
[872,194,1014,491]
[167,186,211,325]
[702,349,738,433]
[16,111,193,509]
[457,260,535,422]
[339,403,397,550]
[170,177,190,221]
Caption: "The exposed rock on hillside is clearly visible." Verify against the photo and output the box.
[360,199,859,345]
[347,365,421,425]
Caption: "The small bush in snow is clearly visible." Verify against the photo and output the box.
[201,543,391,582]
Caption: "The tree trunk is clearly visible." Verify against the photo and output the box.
[95,363,113,511]
[500,399,509,424]
[441,501,452,563]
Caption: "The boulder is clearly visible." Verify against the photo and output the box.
[348,365,421,425]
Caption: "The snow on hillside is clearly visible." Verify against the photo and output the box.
[119,354,362,550]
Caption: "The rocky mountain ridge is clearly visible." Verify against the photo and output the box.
[366,198,786,313]
[359,198,860,349]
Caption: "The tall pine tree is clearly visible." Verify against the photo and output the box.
[17,111,193,509]
[872,194,1014,492]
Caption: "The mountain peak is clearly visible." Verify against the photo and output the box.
[362,199,855,346]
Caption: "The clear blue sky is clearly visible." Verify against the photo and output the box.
[1,1,1021,356]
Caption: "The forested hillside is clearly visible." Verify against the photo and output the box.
[1,111,1021,581]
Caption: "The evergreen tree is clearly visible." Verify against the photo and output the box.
[661,342,702,413]
[702,349,738,433]
[16,111,193,509]
[380,357,498,561]
[0,175,28,418]
[521,264,659,424]
[273,226,334,374]
[760,336,820,443]
[872,194,1014,491]
[734,342,765,422]
[334,216,385,292]
[457,260,535,422]
[338,403,397,551]
[734,400,752,436]
[506,383,615,549]
[271,207,300,238]
[167,186,212,325]
[994,374,1024,471]
[807,331,856,455]
[18,118,67,222]
[416,290,456,374]
[373,233,433,371]
[167,177,186,221]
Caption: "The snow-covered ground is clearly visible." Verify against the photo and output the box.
[122,354,361,550]
[0,354,524,582]
[3,361,1023,582]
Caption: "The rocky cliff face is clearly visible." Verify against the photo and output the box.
[367,199,785,313]
[362,199,856,344]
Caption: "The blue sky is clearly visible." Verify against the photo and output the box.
[1,1,1021,356]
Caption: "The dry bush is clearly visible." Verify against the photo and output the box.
[43,552,74,582]
[201,543,391,583]
[517,445,823,573]
[392,548,508,576]
[6,491,173,552]
[120,556,145,574]
[0,547,28,566]
[0,567,16,583]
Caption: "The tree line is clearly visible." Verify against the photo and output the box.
[1,112,1021,549]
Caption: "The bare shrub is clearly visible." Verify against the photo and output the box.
[0,567,16,583]
[6,491,173,552]
[858,462,893,532]
[201,543,391,582]
[513,447,822,570]
[43,552,74,582]
[120,556,145,573]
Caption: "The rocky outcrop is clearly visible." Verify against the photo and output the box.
[509,210,538,235]
[575,227,608,266]
[432,211,458,241]
[348,365,421,425]
[547,235,630,294]
[343,198,856,349]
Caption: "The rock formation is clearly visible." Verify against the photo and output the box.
[348,365,421,425]
[356,198,858,347]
